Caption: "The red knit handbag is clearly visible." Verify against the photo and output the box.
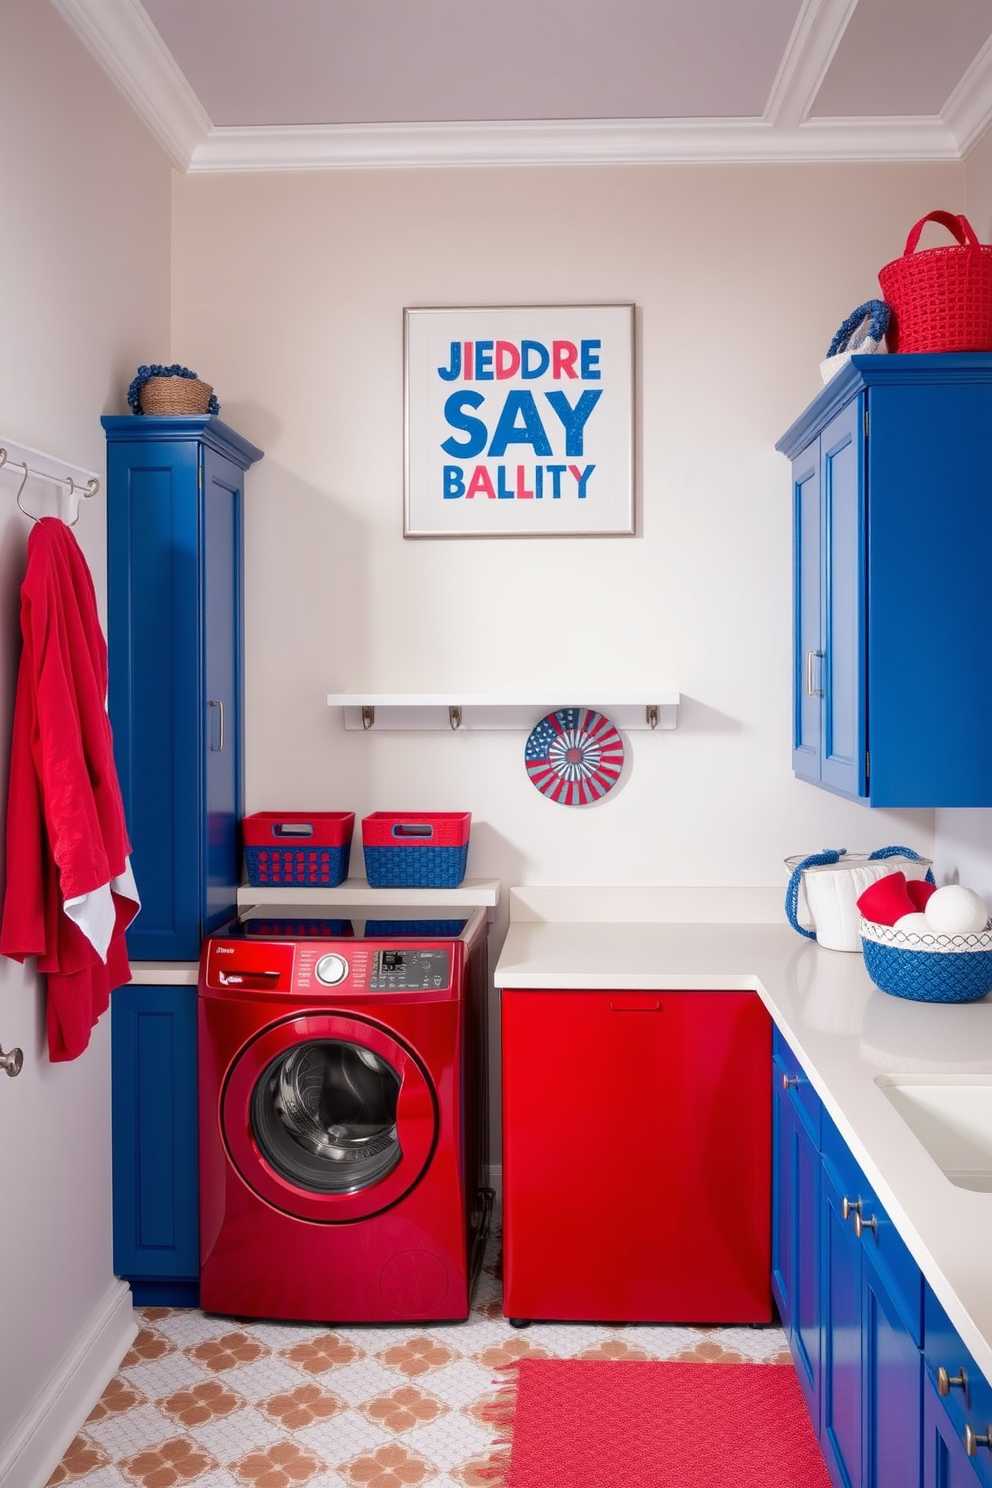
[878,210,992,353]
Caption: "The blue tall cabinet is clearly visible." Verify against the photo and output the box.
[776,354,992,807]
[104,415,263,1304]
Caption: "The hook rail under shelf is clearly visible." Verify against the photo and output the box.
[327,693,680,732]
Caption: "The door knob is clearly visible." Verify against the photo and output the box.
[0,1044,23,1077]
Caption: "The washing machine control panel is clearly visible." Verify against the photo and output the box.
[370,948,451,991]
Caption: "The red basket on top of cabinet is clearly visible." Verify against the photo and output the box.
[361,812,471,888]
[242,812,354,887]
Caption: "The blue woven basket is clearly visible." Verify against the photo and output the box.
[860,917,992,1003]
[363,843,468,889]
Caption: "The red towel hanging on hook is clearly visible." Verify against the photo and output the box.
[0,517,139,1060]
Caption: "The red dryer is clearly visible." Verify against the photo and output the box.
[198,906,490,1324]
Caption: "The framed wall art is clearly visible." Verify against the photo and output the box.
[404,303,635,538]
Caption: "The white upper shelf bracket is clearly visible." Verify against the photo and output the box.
[326,693,680,732]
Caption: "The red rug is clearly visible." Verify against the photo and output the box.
[480,1359,832,1488]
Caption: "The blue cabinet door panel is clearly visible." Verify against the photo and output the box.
[111,984,199,1285]
[202,454,245,937]
[105,416,261,959]
[865,380,992,807]
[820,401,864,799]
[793,450,821,783]
[822,1156,864,1488]
[772,1047,822,1429]
[107,445,202,960]
[866,1268,922,1488]
[794,1108,822,1421]
[923,1381,987,1488]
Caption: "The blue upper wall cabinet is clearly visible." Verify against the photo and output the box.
[103,417,263,960]
[777,355,992,808]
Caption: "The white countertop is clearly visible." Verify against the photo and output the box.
[127,961,199,985]
[495,900,992,1379]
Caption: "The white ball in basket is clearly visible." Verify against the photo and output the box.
[923,884,989,935]
[894,912,930,934]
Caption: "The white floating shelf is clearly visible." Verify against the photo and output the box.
[326,692,679,732]
[237,878,501,916]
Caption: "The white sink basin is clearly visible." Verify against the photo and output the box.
[876,1076,992,1191]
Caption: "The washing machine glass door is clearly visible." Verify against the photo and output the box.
[253,1039,400,1194]
[223,1012,439,1223]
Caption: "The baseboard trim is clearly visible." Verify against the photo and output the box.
[0,1279,137,1488]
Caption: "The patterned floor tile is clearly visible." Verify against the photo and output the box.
[293,1411,389,1463]
[402,1415,493,1474]
[408,1360,501,1411]
[182,1406,291,1461]
[48,1225,791,1488]
[85,1406,186,1458]
[311,1359,415,1410]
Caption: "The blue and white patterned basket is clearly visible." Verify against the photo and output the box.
[859,916,992,1003]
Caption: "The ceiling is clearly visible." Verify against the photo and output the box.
[52,0,992,172]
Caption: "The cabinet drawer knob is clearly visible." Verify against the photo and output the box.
[782,1074,800,1090]
[965,1424,992,1456]
[842,1196,861,1221]
[937,1366,967,1396]
[853,1210,878,1240]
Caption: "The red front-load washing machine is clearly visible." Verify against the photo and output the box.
[198,906,490,1324]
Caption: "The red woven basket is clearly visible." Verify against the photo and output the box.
[878,210,992,353]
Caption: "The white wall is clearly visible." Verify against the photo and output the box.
[172,162,963,1163]
[172,163,960,898]
[0,4,171,1484]
[934,139,992,902]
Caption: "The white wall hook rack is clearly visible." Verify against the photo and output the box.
[326,692,680,732]
[0,436,100,526]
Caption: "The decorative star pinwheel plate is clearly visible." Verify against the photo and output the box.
[524,708,625,806]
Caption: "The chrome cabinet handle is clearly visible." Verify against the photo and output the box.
[805,650,825,697]
[854,1210,878,1240]
[966,1424,992,1456]
[208,699,225,752]
[0,1044,23,1077]
[842,1197,861,1221]
[782,1074,800,1090]
[937,1366,967,1396]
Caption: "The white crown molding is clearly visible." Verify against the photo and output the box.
[49,0,210,169]
[944,32,992,158]
[50,0,971,173]
[187,115,961,173]
[765,0,860,127]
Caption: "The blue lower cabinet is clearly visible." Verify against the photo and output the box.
[924,1284,992,1487]
[821,1151,866,1488]
[924,1383,987,1488]
[865,1258,923,1488]
[821,1113,923,1488]
[111,984,199,1306]
[773,1030,924,1488]
[772,1032,822,1427]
